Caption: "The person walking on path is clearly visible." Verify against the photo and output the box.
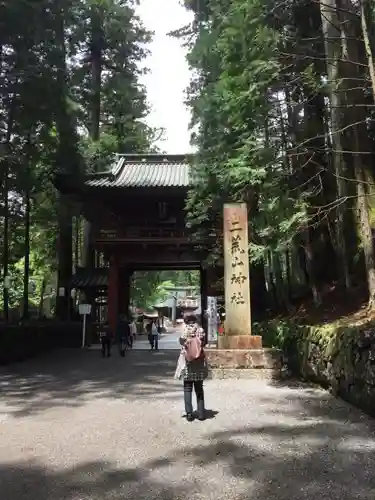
[150,319,159,351]
[116,315,130,357]
[99,322,112,358]
[129,319,137,348]
[175,317,208,422]
[146,321,153,350]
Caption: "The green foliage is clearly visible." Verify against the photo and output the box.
[68,0,155,154]
[131,271,200,310]
[131,272,165,310]
[181,0,375,313]
[0,0,155,317]
[181,0,307,268]
[252,319,295,349]
[160,270,200,290]
[0,250,53,310]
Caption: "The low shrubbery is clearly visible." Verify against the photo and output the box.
[0,321,82,365]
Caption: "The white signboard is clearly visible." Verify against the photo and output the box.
[166,297,174,308]
[78,303,92,348]
[79,303,92,315]
[207,296,218,343]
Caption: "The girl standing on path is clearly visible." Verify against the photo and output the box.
[175,317,208,422]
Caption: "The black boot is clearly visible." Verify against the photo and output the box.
[184,382,194,421]
[197,399,206,421]
[195,381,205,421]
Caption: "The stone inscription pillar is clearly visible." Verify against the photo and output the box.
[220,202,262,349]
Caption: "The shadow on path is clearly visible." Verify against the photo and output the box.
[1,348,375,497]
[0,349,180,418]
[1,412,375,499]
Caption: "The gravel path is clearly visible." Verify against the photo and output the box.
[0,348,375,499]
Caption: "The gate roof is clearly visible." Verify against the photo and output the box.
[86,154,192,189]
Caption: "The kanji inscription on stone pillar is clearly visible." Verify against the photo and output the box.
[223,203,251,336]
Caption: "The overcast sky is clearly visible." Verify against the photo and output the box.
[136,0,195,153]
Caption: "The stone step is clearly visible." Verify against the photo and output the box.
[205,347,283,370]
[208,368,283,380]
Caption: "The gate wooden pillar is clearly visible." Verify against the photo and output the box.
[118,268,133,318]
[206,266,223,297]
[108,255,119,332]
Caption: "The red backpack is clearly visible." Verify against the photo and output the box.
[184,334,204,362]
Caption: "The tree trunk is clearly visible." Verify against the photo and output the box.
[38,277,47,319]
[272,251,289,311]
[354,153,375,306]
[83,4,103,269]
[319,0,351,289]
[73,215,80,272]
[250,260,268,318]
[360,0,375,100]
[340,0,375,306]
[285,248,292,299]
[303,229,321,306]
[54,0,76,319]
[266,250,276,303]
[22,135,32,320]
[2,150,9,321]
[280,90,321,303]
[2,97,16,321]
[90,4,102,142]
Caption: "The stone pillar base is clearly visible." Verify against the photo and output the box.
[208,368,281,380]
[218,335,262,349]
[205,347,283,379]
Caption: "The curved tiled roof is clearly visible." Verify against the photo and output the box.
[70,267,108,289]
[86,154,192,188]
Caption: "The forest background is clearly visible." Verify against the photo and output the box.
[2,0,375,324]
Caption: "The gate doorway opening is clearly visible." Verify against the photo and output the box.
[130,269,201,328]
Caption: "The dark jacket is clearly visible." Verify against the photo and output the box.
[115,317,130,342]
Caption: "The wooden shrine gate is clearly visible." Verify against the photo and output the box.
[56,154,222,331]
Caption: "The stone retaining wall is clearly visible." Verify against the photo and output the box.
[283,322,375,418]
